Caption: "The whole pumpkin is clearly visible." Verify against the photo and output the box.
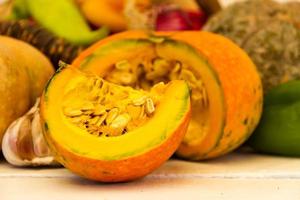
[72,31,263,160]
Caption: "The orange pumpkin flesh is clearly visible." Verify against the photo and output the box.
[40,66,191,182]
[168,32,263,159]
[72,31,263,160]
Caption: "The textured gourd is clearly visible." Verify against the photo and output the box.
[204,0,300,91]
[40,66,191,182]
[72,31,263,160]
[0,36,54,151]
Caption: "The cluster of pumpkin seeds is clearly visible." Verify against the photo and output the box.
[105,58,208,109]
[62,76,157,137]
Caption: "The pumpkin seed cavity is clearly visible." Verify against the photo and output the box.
[105,58,209,111]
[62,75,161,137]
[104,57,209,140]
[62,57,208,137]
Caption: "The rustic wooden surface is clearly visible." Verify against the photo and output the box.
[1,152,300,200]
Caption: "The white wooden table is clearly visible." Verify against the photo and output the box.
[1,152,300,200]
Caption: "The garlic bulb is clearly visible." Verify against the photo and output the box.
[2,98,59,166]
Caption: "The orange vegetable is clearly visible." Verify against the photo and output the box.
[72,31,263,160]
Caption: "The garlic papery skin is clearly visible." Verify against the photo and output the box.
[2,98,59,167]
[2,117,27,166]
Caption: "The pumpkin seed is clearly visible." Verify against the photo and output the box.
[107,71,135,85]
[93,105,106,115]
[116,60,131,71]
[120,72,136,85]
[145,98,155,115]
[94,78,103,88]
[139,104,146,119]
[96,113,107,126]
[89,116,100,125]
[132,96,146,106]
[80,102,95,111]
[105,108,119,125]
[63,107,82,117]
[110,114,131,129]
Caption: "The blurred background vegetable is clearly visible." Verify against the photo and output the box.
[248,80,300,157]
[1,0,219,68]
[0,36,54,152]
[204,0,300,92]
[77,0,220,32]
[0,20,84,67]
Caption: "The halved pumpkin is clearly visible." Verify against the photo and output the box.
[72,31,263,160]
[40,65,191,182]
